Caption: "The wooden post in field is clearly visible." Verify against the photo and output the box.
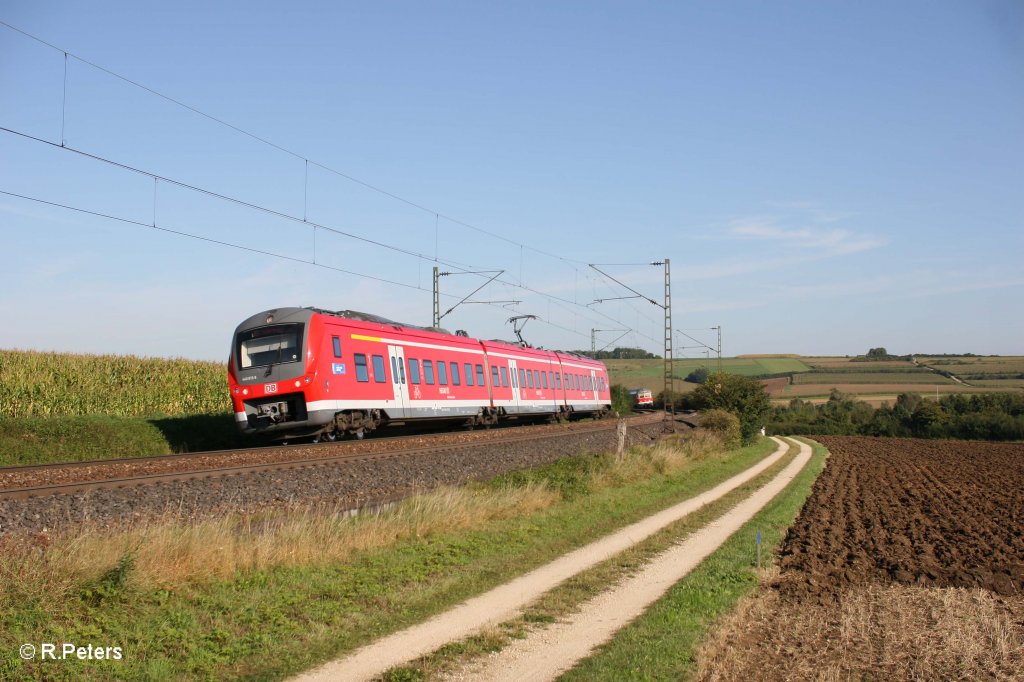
[616,418,627,458]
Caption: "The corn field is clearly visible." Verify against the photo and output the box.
[0,349,230,418]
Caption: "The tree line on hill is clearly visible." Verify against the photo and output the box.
[574,347,660,360]
[768,390,1024,441]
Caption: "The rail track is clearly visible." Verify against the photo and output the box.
[0,413,666,502]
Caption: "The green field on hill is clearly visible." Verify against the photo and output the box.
[606,357,811,390]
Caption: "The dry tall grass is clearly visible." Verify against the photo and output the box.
[696,576,1024,681]
[0,482,559,598]
[1,430,733,619]
[597,430,725,488]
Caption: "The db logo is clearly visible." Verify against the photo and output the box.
[265,383,278,394]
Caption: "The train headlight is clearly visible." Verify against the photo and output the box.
[304,375,312,384]
[233,387,240,395]
[242,388,249,396]
[295,380,301,388]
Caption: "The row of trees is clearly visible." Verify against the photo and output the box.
[769,390,1024,441]
[576,347,660,360]
[644,369,1022,444]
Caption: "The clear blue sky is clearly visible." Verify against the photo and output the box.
[2,1,1022,361]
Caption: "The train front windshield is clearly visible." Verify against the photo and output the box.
[237,324,304,369]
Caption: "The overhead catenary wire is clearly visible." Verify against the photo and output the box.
[1,124,656,345]
[0,186,598,343]
[0,20,590,267]
[0,21,665,349]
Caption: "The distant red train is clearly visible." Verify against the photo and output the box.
[228,307,612,441]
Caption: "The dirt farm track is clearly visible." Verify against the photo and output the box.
[697,436,1024,681]
[779,436,1023,598]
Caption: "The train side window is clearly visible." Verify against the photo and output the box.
[542,372,548,389]
[534,370,541,389]
[518,368,526,388]
[475,364,485,386]
[354,354,369,382]
[556,372,562,389]
[372,355,387,383]
[408,358,421,384]
[332,336,342,358]
[527,371,534,389]
[510,367,517,388]
[464,362,474,386]
[450,362,461,386]
[399,361,406,384]
[424,360,435,385]
[491,366,500,387]
[500,367,509,387]
[437,361,448,385]
[390,357,398,383]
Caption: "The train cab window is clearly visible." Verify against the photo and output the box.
[238,324,303,369]
[354,354,369,382]
[527,371,534,389]
[450,362,461,385]
[390,357,399,383]
[437,361,448,385]
[424,360,435,385]
[475,364,485,386]
[332,336,342,358]
[408,358,421,384]
[556,373,562,389]
[518,368,526,388]
[542,372,548,389]
[500,367,509,387]
[372,355,386,383]
[491,366,500,387]
[464,363,474,386]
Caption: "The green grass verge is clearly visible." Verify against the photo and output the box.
[1,439,778,681]
[559,437,826,681]
[0,414,243,466]
[384,441,802,680]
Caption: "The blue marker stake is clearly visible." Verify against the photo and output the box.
[756,530,761,568]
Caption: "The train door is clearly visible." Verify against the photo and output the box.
[508,358,521,411]
[388,345,409,415]
[590,369,598,401]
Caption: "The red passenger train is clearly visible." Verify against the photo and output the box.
[228,307,612,440]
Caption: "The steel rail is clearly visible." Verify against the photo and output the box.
[0,414,665,502]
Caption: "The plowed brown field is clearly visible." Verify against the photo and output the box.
[696,437,1024,681]
[779,436,1024,598]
